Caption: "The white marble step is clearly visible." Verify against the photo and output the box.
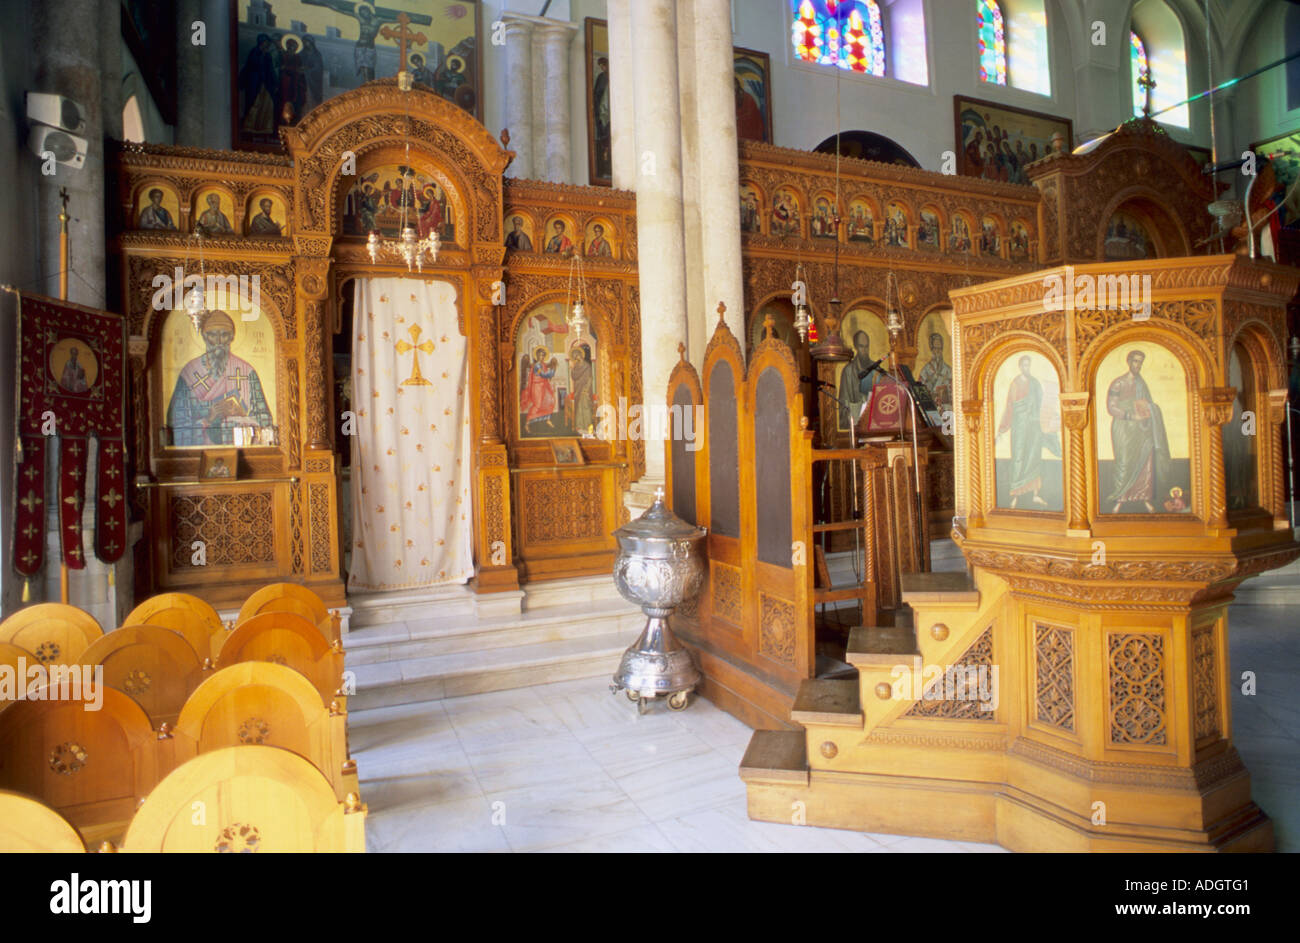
[349,630,630,710]
[344,596,643,666]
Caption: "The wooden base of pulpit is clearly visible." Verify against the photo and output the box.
[742,256,1297,852]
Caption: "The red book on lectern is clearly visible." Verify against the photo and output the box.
[860,381,907,434]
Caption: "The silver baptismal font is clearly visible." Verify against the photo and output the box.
[610,488,706,713]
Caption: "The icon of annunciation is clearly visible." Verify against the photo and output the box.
[993,350,1063,511]
[516,302,599,439]
[161,297,278,448]
[1095,341,1191,514]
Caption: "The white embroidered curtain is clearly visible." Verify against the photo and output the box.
[349,277,473,591]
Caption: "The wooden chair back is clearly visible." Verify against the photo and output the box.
[0,790,86,852]
[175,661,351,799]
[216,612,343,703]
[238,583,339,643]
[0,642,37,705]
[122,745,365,852]
[125,593,226,662]
[79,625,206,728]
[0,604,103,667]
[0,685,159,844]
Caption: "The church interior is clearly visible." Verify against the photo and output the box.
[0,0,1297,858]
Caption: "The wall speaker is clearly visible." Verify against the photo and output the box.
[25,92,86,134]
[28,124,87,169]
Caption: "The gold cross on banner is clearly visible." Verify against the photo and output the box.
[381,12,427,75]
[22,524,37,539]
[23,464,38,481]
[67,441,82,458]
[68,546,82,562]
[103,488,122,508]
[104,539,120,555]
[21,550,37,568]
[20,490,42,512]
[395,324,435,387]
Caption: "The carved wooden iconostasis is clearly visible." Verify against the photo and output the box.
[739,139,1042,541]
[115,81,643,607]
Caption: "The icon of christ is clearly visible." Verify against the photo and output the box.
[167,310,273,446]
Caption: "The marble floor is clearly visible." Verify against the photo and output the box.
[351,599,1299,853]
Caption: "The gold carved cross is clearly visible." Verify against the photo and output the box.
[381,12,427,76]
[395,324,435,387]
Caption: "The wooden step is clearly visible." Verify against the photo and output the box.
[739,730,809,785]
[791,679,862,727]
[900,571,980,607]
[846,625,920,667]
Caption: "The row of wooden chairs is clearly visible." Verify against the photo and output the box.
[0,582,341,670]
[0,660,356,846]
[0,584,363,853]
[0,746,366,852]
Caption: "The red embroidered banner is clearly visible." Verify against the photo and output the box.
[12,293,127,573]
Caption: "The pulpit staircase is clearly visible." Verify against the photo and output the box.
[740,568,1011,840]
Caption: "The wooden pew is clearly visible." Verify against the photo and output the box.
[122,745,366,853]
[0,604,103,667]
[0,685,161,846]
[0,790,87,852]
[238,583,340,644]
[79,626,206,729]
[124,593,226,663]
[216,611,345,705]
[174,661,355,801]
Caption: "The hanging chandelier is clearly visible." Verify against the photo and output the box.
[366,80,440,272]
[793,260,812,342]
[566,246,588,335]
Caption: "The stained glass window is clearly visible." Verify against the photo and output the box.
[790,1,886,77]
[977,0,1007,85]
[1131,31,1151,117]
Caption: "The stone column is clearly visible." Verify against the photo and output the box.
[676,0,703,352]
[606,0,637,190]
[692,0,745,349]
[501,16,534,180]
[631,0,690,483]
[176,0,205,146]
[536,21,577,183]
[32,0,106,308]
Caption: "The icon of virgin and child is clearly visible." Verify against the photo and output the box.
[167,310,273,446]
[518,314,596,437]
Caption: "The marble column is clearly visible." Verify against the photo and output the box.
[692,0,745,350]
[176,0,205,146]
[536,21,577,183]
[606,0,637,190]
[631,0,690,483]
[677,0,704,350]
[501,16,534,179]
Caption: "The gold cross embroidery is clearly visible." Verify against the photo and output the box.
[22,524,37,539]
[21,550,37,568]
[103,488,122,508]
[68,546,82,562]
[20,490,42,512]
[67,441,82,458]
[103,539,120,555]
[23,464,39,481]
[395,325,435,387]
[63,495,79,508]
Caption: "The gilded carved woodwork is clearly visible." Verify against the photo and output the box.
[904,627,995,721]
[1108,633,1168,746]
[1034,623,1075,733]
[1191,623,1220,744]
[168,491,276,569]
